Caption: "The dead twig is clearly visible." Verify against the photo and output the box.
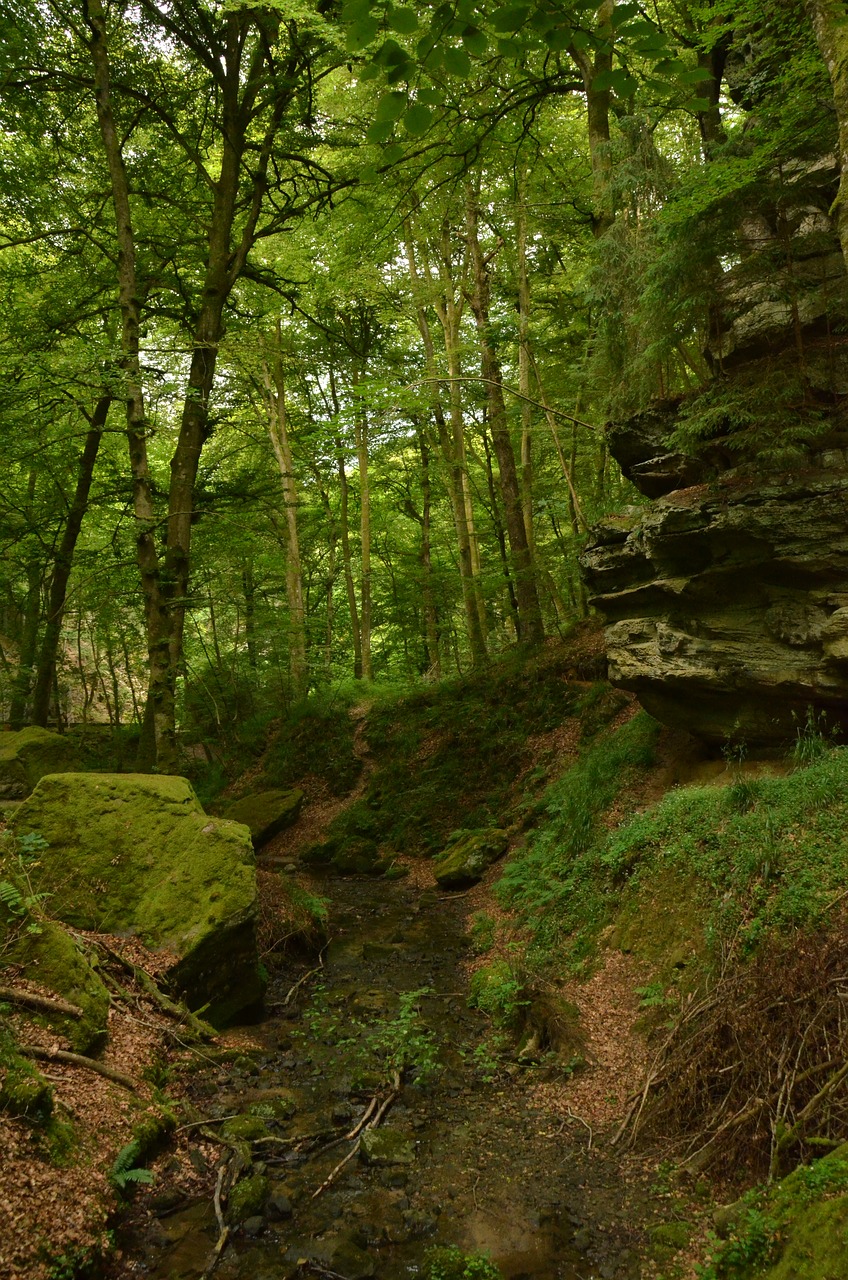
[21,1047,138,1093]
[0,986,83,1019]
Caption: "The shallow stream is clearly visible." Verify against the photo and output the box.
[119,873,643,1280]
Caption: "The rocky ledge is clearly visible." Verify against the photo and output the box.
[580,470,848,747]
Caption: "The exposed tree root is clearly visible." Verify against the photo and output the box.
[0,986,83,1018]
[21,1046,138,1092]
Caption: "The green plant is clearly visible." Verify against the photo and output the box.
[468,911,496,954]
[792,707,838,769]
[109,1142,155,1193]
[367,987,440,1084]
[0,831,50,937]
[467,960,528,1030]
[422,1245,503,1279]
[696,1203,778,1279]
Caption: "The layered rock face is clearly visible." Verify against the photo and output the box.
[581,471,848,746]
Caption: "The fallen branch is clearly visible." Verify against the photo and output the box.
[280,943,329,1008]
[203,1162,230,1277]
[98,943,215,1041]
[21,1047,137,1093]
[0,986,83,1019]
[311,1077,400,1201]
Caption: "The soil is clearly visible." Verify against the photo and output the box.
[108,715,702,1280]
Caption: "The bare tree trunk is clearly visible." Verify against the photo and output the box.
[353,376,373,681]
[9,484,42,730]
[403,218,487,665]
[516,164,535,556]
[418,430,441,677]
[466,190,545,647]
[32,397,109,727]
[481,428,520,640]
[570,0,615,237]
[263,323,308,699]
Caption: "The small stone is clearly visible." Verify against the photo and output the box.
[359,1128,416,1167]
[242,1215,265,1237]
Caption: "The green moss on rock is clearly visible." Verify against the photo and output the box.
[0,728,75,799]
[5,918,110,1053]
[223,789,304,848]
[12,773,263,1026]
[0,1032,53,1122]
[221,1114,271,1143]
[228,1173,269,1224]
[433,829,509,889]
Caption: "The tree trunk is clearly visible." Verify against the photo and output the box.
[570,0,615,237]
[466,190,545,647]
[353,376,373,681]
[418,430,441,677]
[9,478,43,730]
[516,164,535,556]
[805,0,848,273]
[31,397,110,727]
[402,218,487,666]
[263,323,308,699]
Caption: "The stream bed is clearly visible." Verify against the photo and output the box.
[117,873,645,1280]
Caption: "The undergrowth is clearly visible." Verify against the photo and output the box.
[496,710,661,961]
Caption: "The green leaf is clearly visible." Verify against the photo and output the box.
[387,6,418,34]
[358,62,382,81]
[616,18,659,37]
[462,25,488,56]
[375,38,408,66]
[346,16,379,51]
[366,118,396,143]
[497,36,522,57]
[359,164,380,183]
[383,142,406,163]
[417,86,445,106]
[374,89,408,122]
[490,5,530,34]
[609,1,641,26]
[592,67,638,96]
[684,96,712,112]
[679,66,716,84]
[403,103,433,135]
[543,27,573,52]
[571,30,591,50]
[341,0,372,21]
[442,46,472,76]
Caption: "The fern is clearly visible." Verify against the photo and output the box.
[110,1142,154,1191]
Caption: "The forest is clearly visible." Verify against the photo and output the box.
[3,1,848,1279]
[2,0,838,762]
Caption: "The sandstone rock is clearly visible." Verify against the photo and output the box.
[12,773,263,1025]
[223,788,303,848]
[433,828,508,889]
[359,1128,416,1166]
[0,728,75,799]
[581,471,848,747]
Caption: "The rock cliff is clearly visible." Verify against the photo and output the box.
[581,470,848,747]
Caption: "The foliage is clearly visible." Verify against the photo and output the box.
[496,710,661,958]
[0,830,49,941]
[467,959,528,1030]
[299,983,440,1086]
[422,1245,503,1280]
[109,1142,155,1194]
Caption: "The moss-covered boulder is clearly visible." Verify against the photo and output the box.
[228,1173,269,1224]
[0,728,75,800]
[0,1031,53,1122]
[433,828,509,889]
[301,834,387,876]
[0,915,111,1054]
[12,773,263,1026]
[223,788,303,848]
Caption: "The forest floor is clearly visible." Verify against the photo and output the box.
[105,693,717,1280]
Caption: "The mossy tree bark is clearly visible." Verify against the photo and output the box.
[806,0,848,274]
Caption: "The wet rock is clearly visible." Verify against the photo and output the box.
[433,828,509,889]
[359,1128,416,1166]
[12,773,264,1025]
[307,1235,376,1279]
[222,788,304,848]
[265,1190,293,1221]
[228,1173,269,1224]
[242,1215,265,1237]
[221,1114,270,1143]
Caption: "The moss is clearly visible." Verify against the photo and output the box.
[702,1146,848,1278]
[1,916,111,1054]
[223,789,304,848]
[433,829,508,889]
[648,1221,691,1262]
[228,1172,269,1223]
[129,1100,177,1163]
[0,1035,53,1122]
[0,729,76,798]
[12,773,263,1025]
[221,1114,270,1143]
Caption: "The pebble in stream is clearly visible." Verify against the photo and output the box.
[118,875,645,1280]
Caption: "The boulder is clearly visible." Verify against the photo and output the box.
[223,788,303,848]
[359,1127,415,1166]
[433,828,509,889]
[0,728,75,800]
[12,773,263,1025]
[580,471,848,747]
